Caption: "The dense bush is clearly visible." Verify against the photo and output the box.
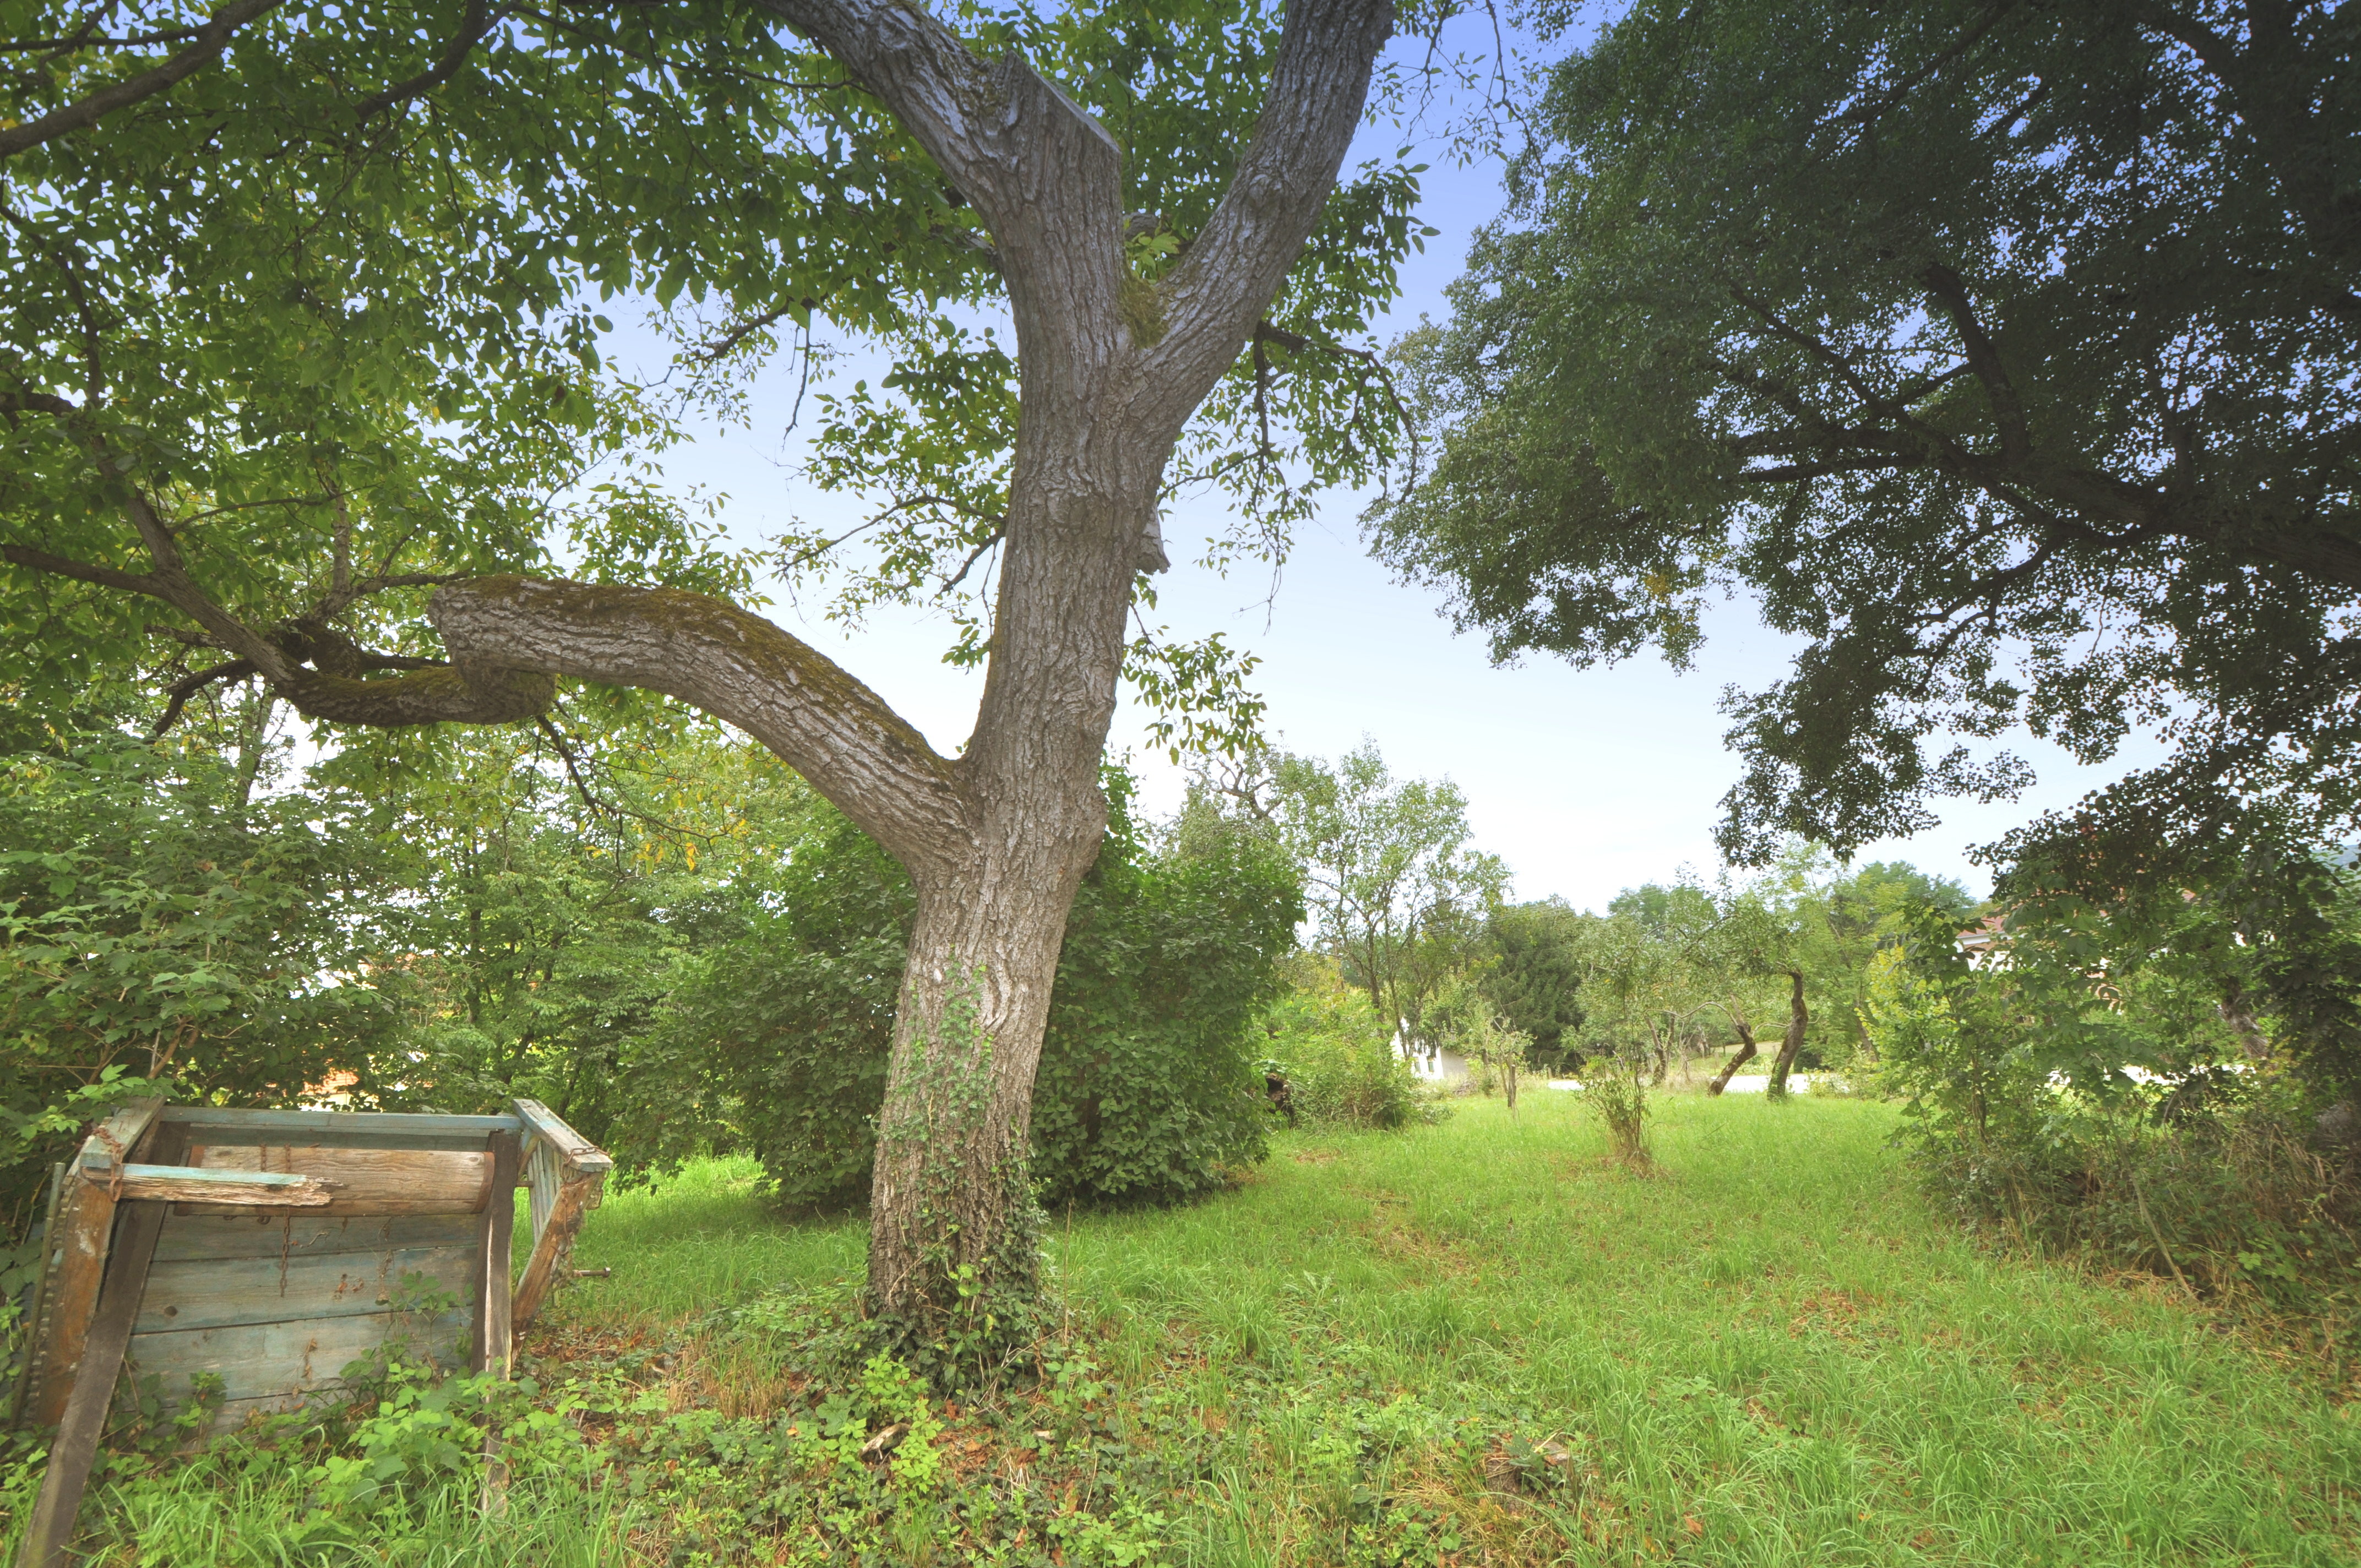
[1865,891,2361,1351]
[603,787,914,1210]
[1263,957,1424,1129]
[1028,787,1303,1204]
[619,770,1303,1210]
[1,742,410,1226]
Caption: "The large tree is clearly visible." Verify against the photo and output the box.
[1372,0,2360,890]
[1,0,1411,1337]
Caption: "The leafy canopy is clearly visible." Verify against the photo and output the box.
[3,0,1443,748]
[1371,0,2361,886]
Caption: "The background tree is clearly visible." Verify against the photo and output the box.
[1231,741,1509,1049]
[1571,901,1703,1086]
[1807,859,1982,1065]
[1371,0,2361,902]
[1687,879,1821,1100]
[1478,897,1586,1069]
[2,0,1422,1338]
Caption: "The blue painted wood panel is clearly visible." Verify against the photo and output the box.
[134,1243,481,1335]
[151,1211,480,1265]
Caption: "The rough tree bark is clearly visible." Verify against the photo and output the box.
[1764,970,1810,1101]
[1704,1003,1758,1096]
[9,0,1396,1332]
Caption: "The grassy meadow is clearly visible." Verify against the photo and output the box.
[8,1090,2358,1566]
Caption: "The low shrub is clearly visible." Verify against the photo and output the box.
[1263,959,1424,1129]
[1865,905,2361,1353]
[1580,1051,1652,1167]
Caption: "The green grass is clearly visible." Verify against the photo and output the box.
[12,1091,2359,1565]
[542,1090,2360,1565]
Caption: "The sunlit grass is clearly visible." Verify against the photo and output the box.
[526,1092,2361,1565]
[17,1093,2358,1565]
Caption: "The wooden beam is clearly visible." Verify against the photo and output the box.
[159,1108,522,1150]
[17,1124,183,1568]
[509,1176,592,1335]
[509,1099,612,1180]
[508,1100,610,1337]
[68,1099,167,1175]
[24,1101,165,1428]
[186,1145,492,1215]
[108,1164,331,1206]
[5,1164,67,1427]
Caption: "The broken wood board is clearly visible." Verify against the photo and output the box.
[185,1145,493,1215]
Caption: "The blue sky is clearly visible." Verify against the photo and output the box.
[600,30,2166,914]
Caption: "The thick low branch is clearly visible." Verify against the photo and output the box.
[429,576,977,876]
[5,538,553,727]
[0,391,78,417]
[0,0,281,159]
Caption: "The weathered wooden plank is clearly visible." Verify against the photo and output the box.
[69,1098,168,1174]
[473,1134,519,1377]
[111,1164,331,1206]
[524,1136,560,1249]
[151,1210,479,1265]
[18,1196,168,1568]
[187,1145,492,1215]
[509,1099,612,1179]
[124,1305,471,1411]
[159,1108,521,1150]
[7,1163,67,1427]
[510,1104,609,1338]
[23,1101,165,1429]
[23,1181,110,1431]
[18,1119,182,1568]
[133,1243,481,1336]
[511,1177,592,1335]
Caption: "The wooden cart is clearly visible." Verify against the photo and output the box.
[8,1098,610,1568]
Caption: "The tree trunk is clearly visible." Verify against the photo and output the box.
[757,0,1394,1339]
[862,454,1143,1332]
[1765,970,1809,1101]
[1706,1006,1758,1096]
[25,0,1397,1352]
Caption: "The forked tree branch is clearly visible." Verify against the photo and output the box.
[1150,0,1395,416]
[151,657,258,736]
[4,520,554,727]
[349,0,506,122]
[1919,263,2032,464]
[752,0,999,197]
